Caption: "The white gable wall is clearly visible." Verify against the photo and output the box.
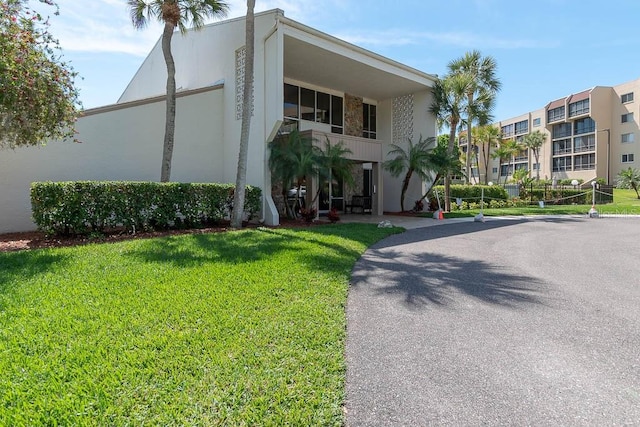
[0,89,224,233]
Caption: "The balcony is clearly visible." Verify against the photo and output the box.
[301,130,383,163]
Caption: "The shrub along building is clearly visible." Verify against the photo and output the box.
[463,77,640,186]
[0,9,438,233]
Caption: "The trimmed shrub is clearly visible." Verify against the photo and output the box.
[31,181,262,236]
[430,185,509,206]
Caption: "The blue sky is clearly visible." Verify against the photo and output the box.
[37,0,640,122]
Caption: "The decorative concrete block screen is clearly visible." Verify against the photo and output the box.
[392,94,414,144]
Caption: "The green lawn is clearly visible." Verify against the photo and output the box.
[433,188,640,219]
[0,224,401,426]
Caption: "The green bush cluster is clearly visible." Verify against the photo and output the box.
[429,185,509,209]
[31,181,262,235]
[450,197,529,211]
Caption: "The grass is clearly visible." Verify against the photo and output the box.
[0,223,402,426]
[431,188,640,219]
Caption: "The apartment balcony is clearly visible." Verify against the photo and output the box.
[301,130,383,163]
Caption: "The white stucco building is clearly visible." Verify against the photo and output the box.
[0,9,437,233]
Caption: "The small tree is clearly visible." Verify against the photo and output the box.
[522,130,546,180]
[1,0,80,149]
[617,167,640,199]
[268,129,321,218]
[473,125,501,184]
[420,135,463,200]
[311,137,354,206]
[383,136,436,212]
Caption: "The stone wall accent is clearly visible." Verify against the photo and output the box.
[344,93,363,137]
[393,94,414,144]
[345,164,364,202]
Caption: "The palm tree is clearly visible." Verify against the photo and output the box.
[492,140,515,184]
[522,130,546,181]
[420,134,463,199]
[312,137,354,206]
[429,74,471,211]
[230,0,255,228]
[128,0,229,182]
[473,125,501,184]
[493,139,520,184]
[448,50,501,184]
[617,167,640,199]
[383,136,436,212]
[268,129,321,218]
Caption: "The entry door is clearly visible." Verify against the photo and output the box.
[319,172,344,212]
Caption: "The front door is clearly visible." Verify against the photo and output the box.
[319,172,344,213]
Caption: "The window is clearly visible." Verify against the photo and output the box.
[622,153,635,163]
[300,88,315,121]
[568,99,589,117]
[533,118,541,127]
[362,103,377,139]
[501,124,514,137]
[492,167,498,174]
[574,153,595,170]
[284,83,299,119]
[316,92,330,124]
[621,92,634,103]
[514,150,528,162]
[283,83,343,134]
[331,95,343,134]
[547,106,565,122]
[553,139,571,155]
[533,163,540,170]
[573,117,595,135]
[553,156,572,172]
[552,123,572,139]
[622,112,634,123]
[622,132,635,143]
[515,120,529,135]
[573,135,595,152]
[500,164,512,176]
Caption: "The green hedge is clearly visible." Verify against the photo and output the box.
[427,185,509,211]
[430,185,508,201]
[31,181,262,236]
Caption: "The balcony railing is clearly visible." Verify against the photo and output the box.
[301,130,383,163]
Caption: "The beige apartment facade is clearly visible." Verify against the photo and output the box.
[465,77,640,185]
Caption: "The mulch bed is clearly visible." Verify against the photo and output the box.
[0,218,332,253]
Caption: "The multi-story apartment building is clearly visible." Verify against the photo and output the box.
[462,77,640,185]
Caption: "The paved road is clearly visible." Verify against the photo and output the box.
[346,217,640,426]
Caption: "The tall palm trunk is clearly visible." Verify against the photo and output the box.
[481,143,490,185]
[231,0,255,228]
[400,169,413,212]
[160,22,176,182]
[534,149,540,181]
[465,96,473,184]
[445,118,457,211]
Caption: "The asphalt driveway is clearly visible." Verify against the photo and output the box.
[345,217,640,426]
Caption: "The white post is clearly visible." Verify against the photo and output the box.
[589,181,599,218]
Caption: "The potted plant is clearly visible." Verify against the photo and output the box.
[327,207,340,223]
[299,207,317,223]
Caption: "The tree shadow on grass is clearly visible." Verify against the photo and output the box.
[0,251,69,295]
[123,226,366,269]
